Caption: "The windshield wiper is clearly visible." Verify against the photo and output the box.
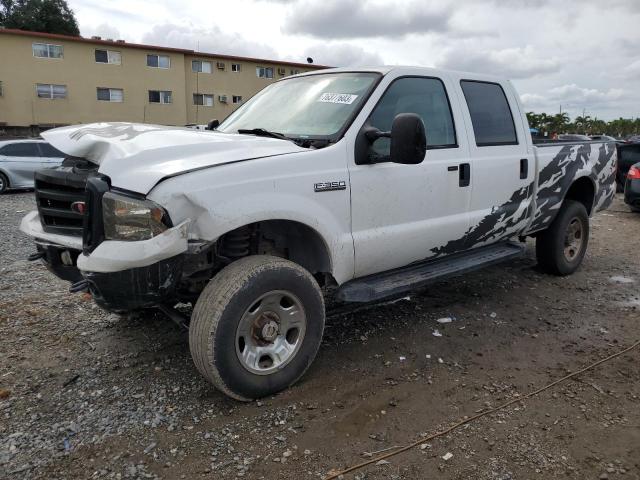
[237,128,292,142]
[237,128,332,149]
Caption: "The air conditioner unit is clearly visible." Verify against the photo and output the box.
[277,67,286,75]
[217,62,226,70]
[218,95,228,103]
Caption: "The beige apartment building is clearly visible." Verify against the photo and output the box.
[0,28,327,131]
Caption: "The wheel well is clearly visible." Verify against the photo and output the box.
[564,177,595,215]
[218,220,334,285]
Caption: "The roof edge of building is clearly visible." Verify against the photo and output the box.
[0,28,331,69]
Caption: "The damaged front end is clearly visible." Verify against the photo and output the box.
[21,157,198,312]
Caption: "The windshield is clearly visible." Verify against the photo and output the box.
[218,72,381,141]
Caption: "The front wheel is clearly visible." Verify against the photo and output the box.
[0,173,8,194]
[189,255,325,401]
[536,199,589,276]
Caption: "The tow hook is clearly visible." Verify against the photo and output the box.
[27,252,45,261]
[157,305,190,331]
[69,279,89,293]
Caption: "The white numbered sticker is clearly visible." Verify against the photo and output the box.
[318,93,358,105]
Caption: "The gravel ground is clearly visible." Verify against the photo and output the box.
[0,191,639,480]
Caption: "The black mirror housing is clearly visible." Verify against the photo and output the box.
[206,119,220,130]
[390,113,427,165]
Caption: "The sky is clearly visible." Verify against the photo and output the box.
[68,0,640,121]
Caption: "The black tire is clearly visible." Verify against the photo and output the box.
[536,199,589,276]
[189,255,325,401]
[0,172,8,194]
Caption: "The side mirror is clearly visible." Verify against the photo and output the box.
[389,113,426,165]
[206,119,220,130]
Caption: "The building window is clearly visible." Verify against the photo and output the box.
[95,49,121,65]
[192,60,212,73]
[97,88,124,102]
[36,83,67,99]
[33,43,63,59]
[193,93,214,106]
[0,81,3,97]
[232,95,243,104]
[147,54,170,69]
[290,69,300,75]
[231,63,241,72]
[148,90,172,104]
[256,66,273,79]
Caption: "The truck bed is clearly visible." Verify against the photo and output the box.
[526,140,617,234]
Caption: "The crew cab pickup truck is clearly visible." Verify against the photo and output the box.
[20,66,617,400]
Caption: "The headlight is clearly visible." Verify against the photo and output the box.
[102,192,169,241]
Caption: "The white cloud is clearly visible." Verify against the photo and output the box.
[437,46,561,79]
[83,23,122,41]
[141,23,280,60]
[282,0,451,39]
[304,43,383,67]
[547,84,625,104]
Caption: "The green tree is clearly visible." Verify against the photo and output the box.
[0,0,79,36]
[526,110,640,139]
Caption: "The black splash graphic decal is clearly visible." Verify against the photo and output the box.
[431,181,533,256]
[430,142,616,257]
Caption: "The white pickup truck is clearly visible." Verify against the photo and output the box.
[21,66,617,400]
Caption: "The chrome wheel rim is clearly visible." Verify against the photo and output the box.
[0,176,4,191]
[563,218,584,262]
[235,290,306,375]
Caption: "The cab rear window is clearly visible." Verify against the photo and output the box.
[461,80,518,146]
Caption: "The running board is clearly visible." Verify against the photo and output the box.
[336,242,525,303]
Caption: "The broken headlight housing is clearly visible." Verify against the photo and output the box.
[102,192,169,241]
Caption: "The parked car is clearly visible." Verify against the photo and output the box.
[20,66,617,400]
[590,135,620,143]
[616,143,640,191]
[624,162,640,212]
[624,135,640,143]
[558,134,592,141]
[0,139,65,193]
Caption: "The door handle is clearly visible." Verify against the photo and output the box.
[459,163,470,187]
[520,158,528,179]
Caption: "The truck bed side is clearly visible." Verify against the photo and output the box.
[525,141,617,235]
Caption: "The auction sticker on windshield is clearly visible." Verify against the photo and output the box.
[318,93,358,104]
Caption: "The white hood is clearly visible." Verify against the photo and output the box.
[41,122,306,193]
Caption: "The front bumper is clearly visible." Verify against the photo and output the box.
[21,211,191,311]
[624,178,640,208]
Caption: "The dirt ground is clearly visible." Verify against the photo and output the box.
[0,192,639,480]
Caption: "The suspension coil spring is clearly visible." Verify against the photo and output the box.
[219,227,252,259]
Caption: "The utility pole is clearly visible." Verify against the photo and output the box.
[195,41,200,125]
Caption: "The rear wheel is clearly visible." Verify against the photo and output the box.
[189,255,325,401]
[0,173,8,194]
[536,199,589,276]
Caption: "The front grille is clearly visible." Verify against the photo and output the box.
[34,158,99,237]
[35,178,86,236]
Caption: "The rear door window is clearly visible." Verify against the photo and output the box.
[460,80,518,146]
[0,142,41,157]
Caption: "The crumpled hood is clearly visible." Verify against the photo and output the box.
[41,122,306,193]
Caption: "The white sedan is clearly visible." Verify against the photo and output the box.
[0,139,65,193]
